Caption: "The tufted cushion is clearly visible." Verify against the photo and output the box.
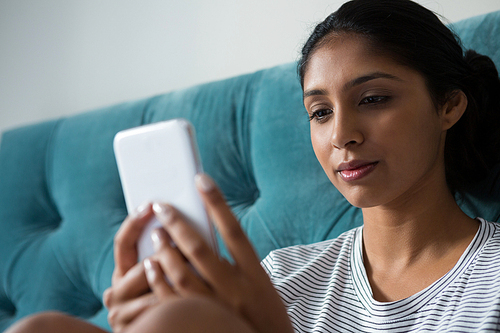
[1,10,500,332]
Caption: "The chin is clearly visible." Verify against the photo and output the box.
[335,186,383,209]
[345,198,380,209]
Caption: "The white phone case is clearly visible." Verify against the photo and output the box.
[113,119,217,261]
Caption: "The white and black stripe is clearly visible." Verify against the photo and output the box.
[262,218,500,332]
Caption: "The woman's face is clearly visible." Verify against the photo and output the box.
[303,35,448,209]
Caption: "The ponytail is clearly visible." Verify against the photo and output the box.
[445,50,500,193]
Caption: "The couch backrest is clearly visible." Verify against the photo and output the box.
[1,9,499,332]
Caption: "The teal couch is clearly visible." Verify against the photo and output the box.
[1,10,499,332]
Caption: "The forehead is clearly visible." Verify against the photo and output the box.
[303,35,408,90]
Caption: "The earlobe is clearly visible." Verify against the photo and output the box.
[441,90,468,131]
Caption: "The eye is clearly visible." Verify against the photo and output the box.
[309,109,333,123]
[359,95,390,105]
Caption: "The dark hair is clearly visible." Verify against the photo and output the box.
[298,0,500,193]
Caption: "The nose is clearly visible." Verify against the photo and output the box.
[330,109,364,149]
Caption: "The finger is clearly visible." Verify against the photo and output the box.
[107,292,158,332]
[106,261,152,309]
[152,204,224,281]
[152,203,221,272]
[195,174,261,270]
[144,258,175,299]
[113,204,154,281]
[150,225,213,296]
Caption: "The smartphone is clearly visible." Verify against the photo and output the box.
[113,119,218,261]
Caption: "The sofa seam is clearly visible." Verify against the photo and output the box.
[239,70,264,202]
[44,118,102,306]
[44,119,65,223]
[92,231,116,299]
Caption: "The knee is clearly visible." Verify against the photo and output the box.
[5,312,68,333]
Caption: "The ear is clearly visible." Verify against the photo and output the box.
[440,90,468,131]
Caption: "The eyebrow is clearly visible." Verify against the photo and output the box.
[303,72,403,99]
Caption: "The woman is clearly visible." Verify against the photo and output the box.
[7,0,500,332]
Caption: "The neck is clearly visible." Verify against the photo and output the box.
[359,175,479,302]
[361,175,477,268]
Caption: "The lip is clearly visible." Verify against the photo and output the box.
[336,160,378,182]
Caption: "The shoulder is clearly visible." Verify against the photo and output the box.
[474,218,500,260]
[464,219,500,284]
[476,218,500,246]
[261,227,359,278]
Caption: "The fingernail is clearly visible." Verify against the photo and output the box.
[152,203,173,222]
[195,173,214,192]
[144,258,157,282]
[151,229,162,251]
[135,203,150,217]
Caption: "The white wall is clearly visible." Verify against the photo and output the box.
[1,0,500,135]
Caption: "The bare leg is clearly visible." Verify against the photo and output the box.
[124,296,256,333]
[5,312,109,333]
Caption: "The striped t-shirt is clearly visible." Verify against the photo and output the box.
[262,218,500,332]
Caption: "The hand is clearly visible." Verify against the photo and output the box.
[143,174,293,333]
[102,205,159,332]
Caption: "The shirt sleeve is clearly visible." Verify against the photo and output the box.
[260,251,274,280]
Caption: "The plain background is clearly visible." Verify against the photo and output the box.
[1,0,500,135]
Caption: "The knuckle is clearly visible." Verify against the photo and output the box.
[102,288,113,308]
[226,224,246,242]
[228,294,245,313]
[107,308,118,328]
[111,271,120,286]
[171,270,192,290]
[187,239,209,259]
[228,285,252,312]
[147,293,159,306]
[209,191,226,207]
[113,232,125,249]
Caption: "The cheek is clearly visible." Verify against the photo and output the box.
[378,109,443,181]
[311,126,330,166]
[311,126,338,182]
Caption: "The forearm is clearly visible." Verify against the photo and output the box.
[123,296,256,333]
